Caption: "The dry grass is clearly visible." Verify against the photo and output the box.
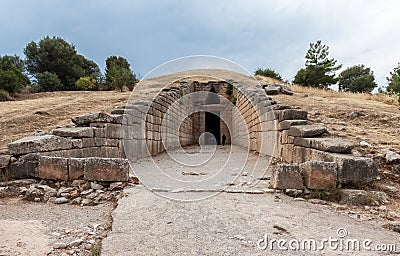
[290,85,399,106]
[255,74,399,107]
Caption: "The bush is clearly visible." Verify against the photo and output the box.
[75,76,97,90]
[254,67,282,80]
[36,72,62,92]
[0,67,28,93]
[0,90,14,101]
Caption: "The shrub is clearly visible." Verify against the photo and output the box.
[254,67,282,80]
[36,72,62,92]
[0,90,14,101]
[75,76,97,90]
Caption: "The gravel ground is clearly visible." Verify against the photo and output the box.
[0,198,114,255]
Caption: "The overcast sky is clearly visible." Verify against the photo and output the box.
[1,0,399,88]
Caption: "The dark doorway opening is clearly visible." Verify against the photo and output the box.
[205,112,221,145]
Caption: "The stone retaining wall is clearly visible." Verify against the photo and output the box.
[0,75,378,187]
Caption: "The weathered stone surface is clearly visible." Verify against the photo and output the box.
[7,135,73,155]
[8,158,39,179]
[294,137,354,153]
[340,189,388,206]
[288,125,327,137]
[278,109,308,121]
[84,158,129,182]
[278,120,308,130]
[281,130,294,144]
[385,150,400,163]
[328,154,377,183]
[52,127,94,138]
[264,87,279,95]
[72,111,114,125]
[300,161,337,189]
[0,155,10,168]
[69,158,85,180]
[38,156,68,181]
[270,164,303,189]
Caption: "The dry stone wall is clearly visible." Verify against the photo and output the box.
[0,76,378,189]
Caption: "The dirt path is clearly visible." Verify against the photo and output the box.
[102,146,400,255]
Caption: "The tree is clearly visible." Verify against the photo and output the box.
[105,56,136,91]
[387,63,400,94]
[0,55,25,72]
[338,64,377,92]
[0,55,29,94]
[75,76,96,90]
[36,72,62,92]
[254,67,282,80]
[24,36,100,90]
[0,67,28,93]
[293,40,342,88]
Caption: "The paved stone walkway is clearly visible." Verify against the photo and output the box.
[102,146,400,255]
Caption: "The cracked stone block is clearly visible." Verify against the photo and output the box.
[288,125,327,137]
[52,127,94,138]
[84,158,129,182]
[278,109,308,121]
[38,156,68,181]
[270,164,303,189]
[294,137,354,153]
[300,161,337,190]
[7,135,74,155]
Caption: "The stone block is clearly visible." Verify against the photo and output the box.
[281,144,294,163]
[71,111,114,125]
[270,164,303,189]
[7,135,74,155]
[52,127,94,138]
[281,130,294,144]
[9,155,39,179]
[288,125,327,137]
[84,158,129,182]
[329,154,377,183]
[278,109,308,121]
[0,155,10,168]
[278,120,308,130]
[292,146,312,163]
[69,158,85,180]
[300,161,337,190]
[294,137,354,153]
[38,156,68,181]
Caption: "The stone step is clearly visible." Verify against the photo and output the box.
[294,137,354,153]
[278,120,308,130]
[7,135,74,155]
[288,125,327,137]
[52,127,94,138]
